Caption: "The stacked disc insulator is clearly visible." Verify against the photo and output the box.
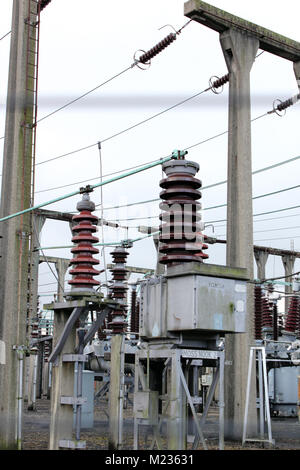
[68,193,100,291]
[254,285,263,340]
[261,296,273,329]
[285,296,300,333]
[130,286,137,334]
[130,285,140,335]
[158,154,208,265]
[108,246,129,334]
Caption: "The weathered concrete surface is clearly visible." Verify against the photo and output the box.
[220,28,259,441]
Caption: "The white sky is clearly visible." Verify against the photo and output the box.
[0,0,299,310]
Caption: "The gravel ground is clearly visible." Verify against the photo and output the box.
[21,397,300,451]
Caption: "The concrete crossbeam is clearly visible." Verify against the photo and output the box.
[184,0,300,62]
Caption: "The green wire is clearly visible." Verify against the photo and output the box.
[0,154,176,223]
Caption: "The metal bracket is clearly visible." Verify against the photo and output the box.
[62,354,87,363]
[59,440,86,449]
[60,396,87,405]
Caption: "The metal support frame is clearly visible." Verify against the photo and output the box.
[242,346,274,447]
[46,292,111,450]
[133,346,225,450]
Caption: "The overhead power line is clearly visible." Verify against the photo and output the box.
[34,76,228,168]
[0,30,11,41]
[95,155,300,212]
[0,20,192,140]
[0,153,179,223]
[205,203,300,225]
[103,181,300,222]
[35,21,192,124]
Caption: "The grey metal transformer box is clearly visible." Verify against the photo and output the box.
[139,262,248,338]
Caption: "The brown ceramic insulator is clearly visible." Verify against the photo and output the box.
[135,301,140,333]
[108,246,129,334]
[68,194,101,291]
[130,287,137,333]
[285,296,299,333]
[261,296,273,329]
[158,157,208,265]
[254,285,263,340]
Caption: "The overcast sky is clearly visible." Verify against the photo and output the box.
[0,0,299,310]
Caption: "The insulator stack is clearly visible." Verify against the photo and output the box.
[276,94,300,112]
[211,73,229,91]
[254,285,263,340]
[159,152,208,265]
[139,33,176,64]
[68,193,100,292]
[108,246,129,334]
[135,301,140,333]
[130,286,137,333]
[285,296,300,333]
[97,323,107,340]
[261,296,273,329]
[39,0,52,11]
[44,340,51,362]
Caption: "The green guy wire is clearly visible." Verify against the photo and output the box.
[36,230,160,252]
[0,154,178,223]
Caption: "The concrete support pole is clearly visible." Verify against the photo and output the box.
[108,334,125,450]
[0,0,38,448]
[54,259,70,302]
[220,29,259,440]
[294,61,300,91]
[167,351,186,450]
[281,255,295,313]
[28,214,46,325]
[27,353,38,410]
[254,251,269,281]
[49,308,76,450]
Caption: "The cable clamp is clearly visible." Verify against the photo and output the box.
[79,185,93,194]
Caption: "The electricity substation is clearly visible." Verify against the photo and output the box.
[0,0,300,452]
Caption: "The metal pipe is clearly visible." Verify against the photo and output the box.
[16,348,24,450]
[75,329,85,441]
[32,354,38,410]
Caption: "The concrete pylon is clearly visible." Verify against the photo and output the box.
[54,258,70,302]
[220,29,259,441]
[281,255,295,313]
[254,251,269,282]
[294,61,300,90]
[29,214,46,326]
[0,0,39,448]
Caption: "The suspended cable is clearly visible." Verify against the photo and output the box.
[206,204,300,225]
[35,21,192,124]
[98,141,108,292]
[34,77,226,168]
[35,230,160,252]
[0,153,179,223]
[0,30,11,41]
[32,218,65,293]
[98,157,300,212]
[217,224,300,238]
[106,182,300,222]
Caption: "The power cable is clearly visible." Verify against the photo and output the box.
[206,204,300,225]
[0,20,192,140]
[0,30,11,41]
[104,182,300,223]
[216,224,300,238]
[98,141,108,292]
[32,218,65,293]
[0,153,179,223]
[98,155,300,212]
[34,79,224,168]
[35,20,192,125]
